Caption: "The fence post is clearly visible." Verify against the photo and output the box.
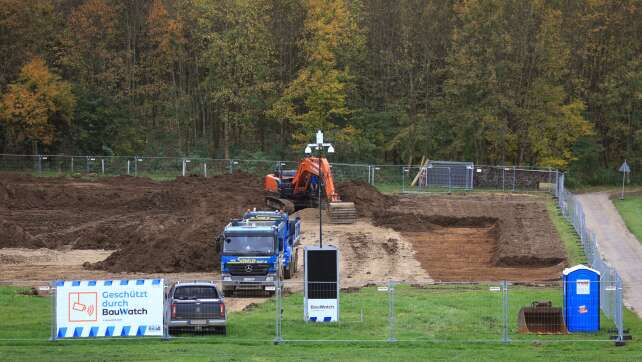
[134,157,138,176]
[512,166,516,192]
[502,280,510,344]
[203,162,207,177]
[448,167,452,193]
[371,165,374,185]
[274,279,283,344]
[162,281,171,341]
[387,280,397,342]
[182,159,186,177]
[49,281,57,341]
[101,159,105,175]
[37,155,42,174]
[70,156,74,174]
[127,160,130,175]
[615,278,625,345]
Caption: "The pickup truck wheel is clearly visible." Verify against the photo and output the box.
[217,326,227,335]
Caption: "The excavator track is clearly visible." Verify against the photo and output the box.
[328,202,357,224]
[265,196,295,213]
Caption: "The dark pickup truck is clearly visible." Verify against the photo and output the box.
[168,281,227,335]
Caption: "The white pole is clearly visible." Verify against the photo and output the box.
[204,163,207,177]
[182,160,186,177]
[101,159,105,175]
[127,160,130,175]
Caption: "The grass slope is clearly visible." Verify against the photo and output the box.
[614,195,642,244]
[546,198,586,266]
[2,285,641,361]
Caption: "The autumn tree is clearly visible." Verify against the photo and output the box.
[0,58,76,153]
[0,0,639,184]
[440,0,592,168]
[270,0,364,154]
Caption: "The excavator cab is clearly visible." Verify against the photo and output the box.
[264,157,357,224]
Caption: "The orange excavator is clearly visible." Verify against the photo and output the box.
[264,157,357,224]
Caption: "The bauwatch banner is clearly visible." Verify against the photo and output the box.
[54,279,164,338]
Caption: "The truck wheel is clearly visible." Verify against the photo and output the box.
[223,287,234,297]
[283,266,291,279]
[218,326,227,335]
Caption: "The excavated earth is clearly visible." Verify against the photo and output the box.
[335,181,394,217]
[374,194,566,281]
[0,174,566,286]
[0,173,264,273]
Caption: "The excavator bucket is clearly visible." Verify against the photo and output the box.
[328,202,357,224]
[518,301,567,334]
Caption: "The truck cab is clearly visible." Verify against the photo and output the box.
[219,210,301,296]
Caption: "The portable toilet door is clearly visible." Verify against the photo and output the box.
[563,265,600,333]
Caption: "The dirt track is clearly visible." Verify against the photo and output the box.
[576,193,642,317]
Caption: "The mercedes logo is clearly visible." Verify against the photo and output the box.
[244,264,253,273]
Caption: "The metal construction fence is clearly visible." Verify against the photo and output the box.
[556,174,625,342]
[29,279,626,344]
[0,154,560,194]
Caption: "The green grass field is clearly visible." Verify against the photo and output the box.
[1,284,641,361]
[546,199,586,266]
[614,195,642,244]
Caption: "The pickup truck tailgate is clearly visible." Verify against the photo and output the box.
[174,301,224,320]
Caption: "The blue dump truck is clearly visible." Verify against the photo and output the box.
[218,210,301,296]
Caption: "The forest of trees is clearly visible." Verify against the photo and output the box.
[0,0,640,183]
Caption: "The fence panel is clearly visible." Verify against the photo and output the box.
[372,165,403,192]
[0,154,38,173]
[556,184,625,342]
[394,283,504,342]
[328,163,370,184]
[234,159,277,178]
[279,281,390,341]
[402,166,452,193]
[1,154,561,194]
[508,281,618,342]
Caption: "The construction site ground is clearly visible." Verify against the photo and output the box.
[1,175,567,310]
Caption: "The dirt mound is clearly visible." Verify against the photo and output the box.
[0,172,264,273]
[336,181,394,217]
[0,220,43,248]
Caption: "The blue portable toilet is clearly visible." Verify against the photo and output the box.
[563,265,600,332]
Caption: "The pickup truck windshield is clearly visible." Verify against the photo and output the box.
[223,235,274,255]
[173,286,218,300]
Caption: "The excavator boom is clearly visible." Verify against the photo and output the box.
[264,157,357,224]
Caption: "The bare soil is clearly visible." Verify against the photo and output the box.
[374,194,566,282]
[0,248,262,312]
[291,208,432,287]
[0,173,264,273]
[386,194,566,267]
[1,174,566,288]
